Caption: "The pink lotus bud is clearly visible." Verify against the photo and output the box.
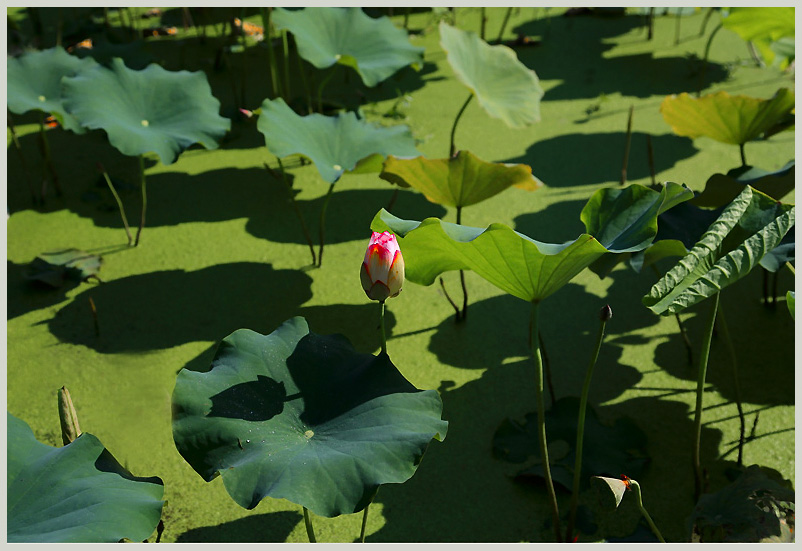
[360,231,404,302]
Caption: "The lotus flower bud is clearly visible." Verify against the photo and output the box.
[360,231,404,302]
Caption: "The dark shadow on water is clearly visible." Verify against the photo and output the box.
[174,510,302,543]
[513,198,587,244]
[7,260,86,321]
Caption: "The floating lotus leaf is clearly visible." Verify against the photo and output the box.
[660,88,795,145]
[61,58,230,165]
[257,98,420,183]
[272,7,423,87]
[643,186,795,315]
[25,249,102,288]
[7,46,98,133]
[7,412,164,543]
[439,22,544,129]
[379,150,543,208]
[692,161,795,208]
[172,317,447,518]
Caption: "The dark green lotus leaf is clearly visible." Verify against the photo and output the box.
[172,317,447,518]
[759,232,793,272]
[439,22,544,129]
[492,397,648,492]
[257,98,420,183]
[7,412,164,543]
[272,7,423,87]
[692,161,795,208]
[661,88,795,146]
[581,182,693,253]
[643,186,795,315]
[7,46,98,133]
[689,465,795,542]
[379,150,543,208]
[61,58,230,165]
[25,249,102,288]
[787,291,795,319]
[370,209,608,302]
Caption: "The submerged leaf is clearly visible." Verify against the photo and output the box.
[172,317,447,518]
[379,150,543,208]
[439,22,544,128]
[257,98,420,183]
[25,249,102,288]
[273,7,423,87]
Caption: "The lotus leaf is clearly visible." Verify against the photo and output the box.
[722,7,794,43]
[643,186,795,315]
[257,98,420,184]
[7,412,164,543]
[25,249,102,288]
[692,161,795,208]
[379,150,543,208]
[61,58,230,165]
[7,46,98,133]
[439,22,544,128]
[172,317,447,518]
[272,7,423,87]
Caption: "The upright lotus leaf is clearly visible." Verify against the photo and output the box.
[722,7,794,43]
[7,46,98,133]
[689,465,795,542]
[660,88,795,145]
[439,22,544,128]
[61,58,230,165]
[693,161,795,208]
[25,249,102,288]
[379,150,543,208]
[258,98,420,184]
[643,186,795,315]
[370,209,608,302]
[8,412,164,543]
[272,7,423,87]
[172,317,447,518]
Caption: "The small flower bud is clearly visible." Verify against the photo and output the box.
[58,386,82,446]
[360,231,404,302]
[600,304,613,322]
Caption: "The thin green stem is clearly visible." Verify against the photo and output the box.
[296,41,313,114]
[8,112,38,205]
[630,480,666,543]
[379,300,387,355]
[716,303,745,467]
[786,262,795,275]
[317,182,336,266]
[480,7,486,40]
[282,30,291,100]
[698,23,723,96]
[739,143,747,167]
[272,159,316,264]
[449,93,473,157]
[693,293,720,501]
[621,105,634,186]
[135,155,147,247]
[531,301,562,542]
[263,7,280,98]
[317,66,336,113]
[359,488,379,543]
[303,507,317,543]
[100,168,133,246]
[496,6,513,43]
[456,206,469,320]
[439,277,462,322]
[566,315,609,542]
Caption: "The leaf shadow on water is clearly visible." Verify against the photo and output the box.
[7,260,85,321]
[174,510,302,543]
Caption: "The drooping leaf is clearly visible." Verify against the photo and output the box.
[492,397,649,492]
[272,7,423,87]
[7,46,98,133]
[172,317,447,518]
[689,465,795,542]
[759,233,794,272]
[787,291,795,319]
[61,58,231,165]
[7,412,164,543]
[439,22,544,129]
[692,161,795,208]
[722,7,794,43]
[643,186,795,315]
[25,249,102,288]
[660,88,795,145]
[379,150,543,208]
[257,98,420,183]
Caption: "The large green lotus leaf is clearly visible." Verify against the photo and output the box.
[61,58,230,165]
[439,22,544,129]
[379,150,543,208]
[7,47,98,133]
[7,412,164,543]
[370,209,608,302]
[643,186,795,315]
[172,317,447,518]
[660,88,795,145]
[492,397,649,492]
[689,465,795,542]
[272,7,423,87]
[692,161,795,208]
[722,7,794,43]
[581,182,693,253]
[257,98,420,183]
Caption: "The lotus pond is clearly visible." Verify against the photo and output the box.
[6,6,796,544]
